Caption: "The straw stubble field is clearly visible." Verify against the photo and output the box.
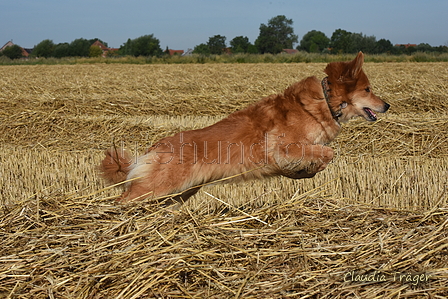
[0,62,447,298]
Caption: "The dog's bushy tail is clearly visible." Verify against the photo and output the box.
[100,147,134,184]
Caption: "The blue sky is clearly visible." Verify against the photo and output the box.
[1,0,447,50]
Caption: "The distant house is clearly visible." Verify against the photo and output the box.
[0,41,14,51]
[167,49,184,56]
[182,48,194,56]
[282,49,299,54]
[1,40,31,57]
[395,43,417,48]
[223,47,232,54]
[23,48,33,56]
[91,40,119,57]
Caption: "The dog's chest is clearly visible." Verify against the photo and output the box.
[306,120,341,145]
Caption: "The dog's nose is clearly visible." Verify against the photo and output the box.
[384,102,390,112]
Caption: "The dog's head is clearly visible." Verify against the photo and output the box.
[324,52,390,122]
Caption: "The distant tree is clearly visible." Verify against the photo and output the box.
[69,38,91,57]
[299,30,329,53]
[119,39,133,56]
[364,35,377,53]
[350,33,377,53]
[33,39,55,58]
[2,45,23,59]
[255,15,298,54]
[349,33,363,53]
[89,45,103,57]
[329,29,378,54]
[247,44,258,54]
[207,35,226,54]
[127,34,163,57]
[434,45,448,53]
[416,43,434,52]
[395,46,404,55]
[406,45,417,54]
[193,43,211,55]
[375,38,393,53]
[230,36,252,53]
[329,29,352,54]
[53,43,71,58]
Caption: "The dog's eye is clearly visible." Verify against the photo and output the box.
[365,87,371,92]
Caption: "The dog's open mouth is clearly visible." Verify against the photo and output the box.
[363,107,377,121]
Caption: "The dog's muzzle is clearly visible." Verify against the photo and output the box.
[364,102,390,121]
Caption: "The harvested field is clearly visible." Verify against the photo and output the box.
[0,62,447,298]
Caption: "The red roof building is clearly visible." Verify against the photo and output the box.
[167,49,184,56]
[395,43,417,48]
[91,40,118,57]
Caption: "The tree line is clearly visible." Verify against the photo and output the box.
[1,15,447,60]
[193,16,447,55]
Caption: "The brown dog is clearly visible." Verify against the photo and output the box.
[100,52,389,203]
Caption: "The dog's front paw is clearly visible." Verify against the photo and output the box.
[282,169,317,179]
[281,145,334,179]
[311,145,334,173]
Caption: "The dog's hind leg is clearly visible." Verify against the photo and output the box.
[174,186,202,203]
[117,179,156,202]
[162,186,202,206]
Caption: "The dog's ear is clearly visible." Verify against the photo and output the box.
[325,51,365,83]
[347,51,364,79]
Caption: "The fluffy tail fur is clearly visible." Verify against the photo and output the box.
[100,147,134,184]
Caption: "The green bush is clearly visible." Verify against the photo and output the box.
[89,45,103,57]
[1,52,448,65]
[2,45,23,59]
